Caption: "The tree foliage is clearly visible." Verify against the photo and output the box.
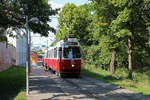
[53,0,150,78]
[56,3,92,45]
[0,0,59,41]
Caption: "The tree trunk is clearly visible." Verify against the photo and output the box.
[110,50,116,75]
[128,37,132,79]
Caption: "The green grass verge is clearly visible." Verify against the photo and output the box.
[0,66,26,100]
[81,64,150,96]
[13,90,25,100]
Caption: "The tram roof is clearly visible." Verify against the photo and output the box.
[51,38,80,49]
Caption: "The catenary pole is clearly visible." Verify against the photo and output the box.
[25,16,39,95]
[29,28,31,73]
[25,16,29,95]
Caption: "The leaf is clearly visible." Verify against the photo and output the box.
[115,29,132,38]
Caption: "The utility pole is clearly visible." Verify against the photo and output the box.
[29,29,31,73]
[25,16,29,95]
[25,16,39,95]
[47,40,48,49]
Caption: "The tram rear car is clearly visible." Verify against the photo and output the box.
[43,38,81,76]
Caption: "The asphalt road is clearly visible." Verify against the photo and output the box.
[26,67,150,100]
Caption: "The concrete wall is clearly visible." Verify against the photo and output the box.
[0,42,16,72]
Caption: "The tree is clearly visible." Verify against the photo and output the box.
[57,3,92,45]
[110,0,150,79]
[0,28,7,42]
[55,0,150,78]
[89,0,150,77]
[57,3,76,40]
[90,0,119,74]
[0,0,59,40]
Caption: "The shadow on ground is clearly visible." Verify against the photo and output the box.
[0,67,25,100]
[27,68,150,100]
[0,75,25,100]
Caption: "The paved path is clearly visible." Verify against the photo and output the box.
[26,67,150,100]
[26,67,71,100]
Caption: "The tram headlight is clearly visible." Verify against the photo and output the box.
[72,64,75,67]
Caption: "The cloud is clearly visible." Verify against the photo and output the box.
[48,0,63,9]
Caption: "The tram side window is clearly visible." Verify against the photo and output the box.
[44,53,46,58]
[49,51,50,58]
[54,48,57,58]
[47,51,48,58]
[50,50,51,58]
[51,50,52,58]
[51,49,54,58]
[50,49,53,58]
[49,51,51,58]
[59,47,62,58]
[46,51,48,58]
[48,51,49,58]
[63,48,69,58]
[51,50,53,58]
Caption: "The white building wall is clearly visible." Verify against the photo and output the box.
[16,35,27,66]
[7,29,27,66]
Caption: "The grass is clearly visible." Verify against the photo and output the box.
[13,90,25,100]
[0,66,26,100]
[82,64,150,96]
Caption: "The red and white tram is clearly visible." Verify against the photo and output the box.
[43,38,81,77]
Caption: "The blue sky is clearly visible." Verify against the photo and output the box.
[52,0,89,6]
[32,0,89,49]
[48,0,90,29]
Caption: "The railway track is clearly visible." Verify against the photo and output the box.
[66,76,137,100]
[63,78,101,100]
[44,69,150,100]
[45,70,100,100]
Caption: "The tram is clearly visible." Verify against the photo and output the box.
[37,54,44,66]
[43,38,81,77]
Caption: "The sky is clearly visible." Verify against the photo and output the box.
[31,0,89,49]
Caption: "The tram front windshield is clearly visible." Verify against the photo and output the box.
[63,47,81,58]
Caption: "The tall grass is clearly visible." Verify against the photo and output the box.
[0,66,26,100]
[82,64,150,96]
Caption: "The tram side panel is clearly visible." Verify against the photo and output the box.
[43,58,47,66]
[47,58,81,74]
[56,59,60,72]
[48,59,53,70]
[46,59,59,72]
[43,57,81,75]
[43,58,81,75]
[52,59,56,71]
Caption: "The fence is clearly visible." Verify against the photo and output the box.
[0,42,16,72]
